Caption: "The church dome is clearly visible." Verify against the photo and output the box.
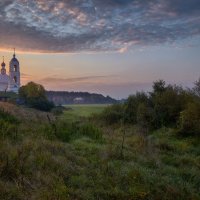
[1,56,5,67]
[1,61,5,67]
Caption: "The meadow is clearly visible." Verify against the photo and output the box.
[62,104,109,120]
[0,101,199,200]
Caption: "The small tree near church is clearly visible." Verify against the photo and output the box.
[19,82,54,111]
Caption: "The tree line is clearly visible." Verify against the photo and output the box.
[99,79,200,136]
[46,91,117,105]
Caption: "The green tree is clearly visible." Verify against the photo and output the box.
[152,80,166,94]
[124,92,149,124]
[151,85,184,128]
[19,82,46,100]
[19,82,54,111]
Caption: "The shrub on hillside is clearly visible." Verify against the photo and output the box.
[151,85,184,128]
[28,98,54,112]
[100,104,124,125]
[177,102,200,136]
[136,103,153,131]
[124,92,149,124]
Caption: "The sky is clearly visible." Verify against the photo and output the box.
[0,0,200,99]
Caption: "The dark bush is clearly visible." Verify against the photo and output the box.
[28,98,54,111]
[100,104,124,125]
[51,107,63,116]
[151,86,183,128]
[177,102,200,136]
[136,103,153,131]
[124,92,149,124]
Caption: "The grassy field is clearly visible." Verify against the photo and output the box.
[61,104,108,121]
[0,103,200,200]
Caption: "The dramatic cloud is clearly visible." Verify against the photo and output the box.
[0,0,200,53]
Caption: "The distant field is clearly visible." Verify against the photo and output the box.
[62,104,109,120]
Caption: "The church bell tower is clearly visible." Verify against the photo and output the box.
[8,49,20,93]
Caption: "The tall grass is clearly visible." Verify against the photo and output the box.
[0,104,199,200]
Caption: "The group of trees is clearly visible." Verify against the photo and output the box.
[101,79,200,136]
[19,82,54,111]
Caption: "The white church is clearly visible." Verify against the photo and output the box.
[0,50,20,93]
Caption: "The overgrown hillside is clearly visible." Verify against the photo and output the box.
[0,101,199,200]
[0,79,200,200]
[0,102,54,122]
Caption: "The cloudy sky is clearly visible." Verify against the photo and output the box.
[0,0,200,98]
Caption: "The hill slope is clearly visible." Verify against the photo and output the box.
[0,102,54,122]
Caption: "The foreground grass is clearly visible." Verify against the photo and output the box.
[0,103,199,200]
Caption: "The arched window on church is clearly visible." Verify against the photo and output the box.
[13,76,17,83]
[14,65,17,72]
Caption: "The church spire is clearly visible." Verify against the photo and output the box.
[1,56,5,67]
[13,48,16,58]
